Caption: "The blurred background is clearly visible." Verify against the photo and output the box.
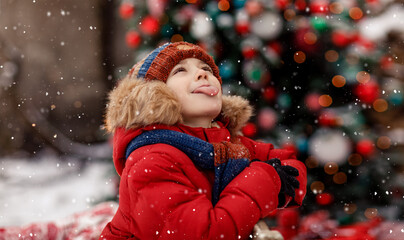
[1,0,404,238]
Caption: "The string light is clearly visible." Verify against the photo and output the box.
[305,156,319,168]
[329,2,344,14]
[333,172,347,184]
[284,9,296,21]
[348,153,363,166]
[332,75,346,88]
[373,98,388,112]
[318,94,332,107]
[365,208,378,219]
[294,51,306,63]
[377,136,391,150]
[304,32,317,45]
[311,181,325,194]
[349,7,363,20]
[356,71,370,83]
[325,50,339,62]
[218,0,230,11]
[324,162,339,175]
[344,203,357,214]
[171,34,184,42]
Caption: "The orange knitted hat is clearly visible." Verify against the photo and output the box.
[128,42,222,84]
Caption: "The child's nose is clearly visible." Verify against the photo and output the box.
[196,69,208,81]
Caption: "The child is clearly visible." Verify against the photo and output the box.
[100,41,307,240]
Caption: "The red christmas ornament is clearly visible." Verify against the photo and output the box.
[305,93,321,111]
[331,30,354,48]
[245,0,264,16]
[275,0,291,10]
[309,0,329,14]
[354,81,380,104]
[125,30,141,48]
[241,46,257,59]
[355,35,375,52]
[258,108,277,131]
[262,87,277,102]
[356,139,375,156]
[235,21,250,35]
[295,0,307,11]
[242,122,257,138]
[268,41,282,55]
[119,3,135,19]
[318,111,336,126]
[139,16,160,36]
[380,55,393,70]
[316,192,333,205]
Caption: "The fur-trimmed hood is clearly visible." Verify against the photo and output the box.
[105,75,253,136]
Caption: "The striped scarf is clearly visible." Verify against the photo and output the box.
[125,129,251,205]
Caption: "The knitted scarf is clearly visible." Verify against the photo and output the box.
[125,129,251,205]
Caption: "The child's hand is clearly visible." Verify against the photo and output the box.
[252,158,300,205]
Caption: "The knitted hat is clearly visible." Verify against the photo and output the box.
[128,42,222,84]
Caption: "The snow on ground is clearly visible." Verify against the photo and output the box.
[0,156,117,227]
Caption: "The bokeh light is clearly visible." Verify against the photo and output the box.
[344,203,357,214]
[349,7,363,20]
[329,2,344,14]
[325,50,339,62]
[356,71,370,83]
[218,0,230,11]
[318,94,333,107]
[377,136,391,150]
[332,75,346,88]
[373,98,388,112]
[294,51,306,63]
[171,34,184,42]
[333,172,347,184]
[305,156,319,168]
[324,162,339,175]
[284,9,296,21]
[304,32,317,45]
[348,153,363,166]
[311,181,325,194]
[365,208,378,219]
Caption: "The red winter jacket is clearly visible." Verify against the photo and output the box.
[100,75,306,239]
[100,122,306,240]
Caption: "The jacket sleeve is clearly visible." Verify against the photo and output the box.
[239,136,307,207]
[120,143,282,240]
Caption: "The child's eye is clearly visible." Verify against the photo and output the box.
[173,67,186,75]
[202,66,213,73]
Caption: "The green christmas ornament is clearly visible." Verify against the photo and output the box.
[310,16,328,33]
[242,59,270,90]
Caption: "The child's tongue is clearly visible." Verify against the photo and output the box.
[192,86,219,96]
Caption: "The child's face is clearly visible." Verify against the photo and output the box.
[166,58,222,128]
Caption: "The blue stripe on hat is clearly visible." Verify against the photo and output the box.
[137,43,170,79]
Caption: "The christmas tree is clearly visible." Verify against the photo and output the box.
[117,0,404,228]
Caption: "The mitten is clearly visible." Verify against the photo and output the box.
[252,158,299,206]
